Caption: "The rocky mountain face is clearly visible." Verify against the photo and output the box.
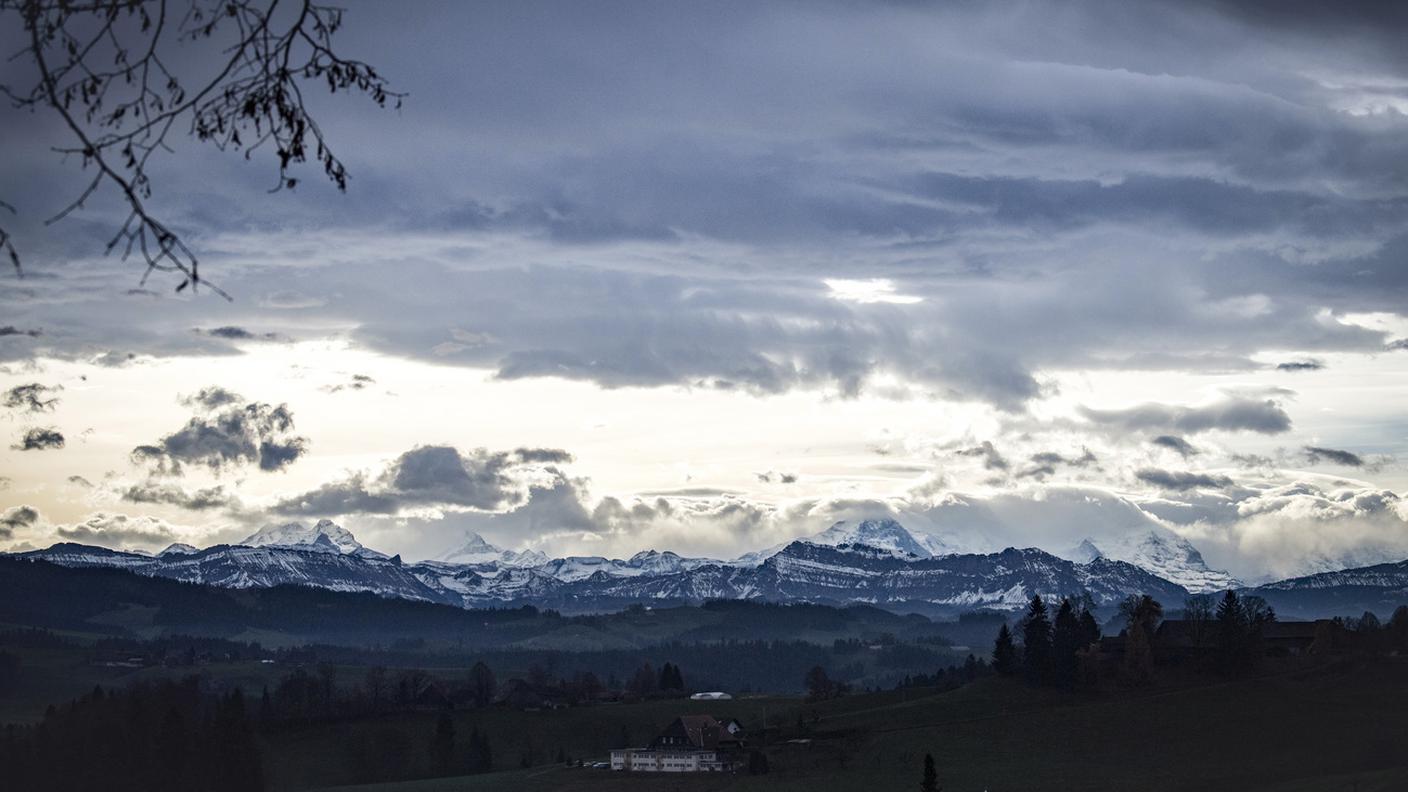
[16,518,1203,613]
[1258,559,1408,591]
[1067,530,1239,594]
[16,516,1403,616]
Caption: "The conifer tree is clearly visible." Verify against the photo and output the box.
[467,727,493,773]
[469,661,496,708]
[992,623,1017,676]
[1021,595,1052,686]
[431,712,455,775]
[1051,598,1081,688]
[1077,607,1101,648]
[1215,589,1247,674]
[921,752,940,792]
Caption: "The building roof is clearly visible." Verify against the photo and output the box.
[650,715,741,750]
[1153,619,1324,648]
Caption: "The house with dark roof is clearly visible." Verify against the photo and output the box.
[610,715,745,772]
[1153,619,1334,658]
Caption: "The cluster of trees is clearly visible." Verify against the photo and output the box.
[628,661,686,696]
[992,595,1102,687]
[428,713,493,778]
[0,678,261,792]
[1336,605,1408,654]
[1205,591,1275,676]
[803,665,853,701]
[895,654,989,691]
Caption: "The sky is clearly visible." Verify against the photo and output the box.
[2,0,1407,582]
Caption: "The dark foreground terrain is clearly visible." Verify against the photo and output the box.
[309,657,1408,792]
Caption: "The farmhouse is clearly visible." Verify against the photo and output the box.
[609,715,745,772]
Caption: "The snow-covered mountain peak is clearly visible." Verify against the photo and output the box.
[436,531,503,564]
[1071,529,1238,594]
[240,519,365,555]
[158,542,199,556]
[1069,538,1104,564]
[432,532,548,568]
[807,518,932,558]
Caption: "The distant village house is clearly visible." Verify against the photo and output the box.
[610,715,745,772]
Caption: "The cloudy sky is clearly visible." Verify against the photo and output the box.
[2,0,1407,581]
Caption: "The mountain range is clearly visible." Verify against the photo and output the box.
[10,517,1406,617]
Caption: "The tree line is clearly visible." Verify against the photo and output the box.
[0,678,261,792]
[990,594,1103,688]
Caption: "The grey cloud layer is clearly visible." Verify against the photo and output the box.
[0,1,1405,410]
[132,389,308,474]
[3,383,61,413]
[13,427,64,451]
[1078,396,1292,436]
[273,445,574,517]
[0,505,39,537]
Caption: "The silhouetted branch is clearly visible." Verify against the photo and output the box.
[1,0,402,295]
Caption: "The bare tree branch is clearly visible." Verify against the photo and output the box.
[0,0,402,296]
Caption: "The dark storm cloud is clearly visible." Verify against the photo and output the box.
[1303,446,1365,467]
[0,326,41,338]
[120,481,241,511]
[1017,449,1098,480]
[755,471,799,485]
[133,390,308,475]
[1387,339,1408,352]
[54,513,178,549]
[2,0,1408,410]
[272,444,573,517]
[3,382,61,412]
[13,427,64,451]
[181,386,243,410]
[1079,397,1292,435]
[1151,435,1199,458]
[0,505,39,537]
[1276,360,1323,372]
[199,326,287,342]
[956,441,1009,472]
[1135,468,1236,491]
[510,448,575,465]
[324,374,375,393]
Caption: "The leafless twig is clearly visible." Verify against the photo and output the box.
[1,0,402,297]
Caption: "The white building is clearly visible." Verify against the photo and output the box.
[609,715,745,772]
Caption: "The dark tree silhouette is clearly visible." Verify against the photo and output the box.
[469,660,496,708]
[749,749,770,775]
[991,622,1017,675]
[1051,597,1081,688]
[0,0,401,292]
[1120,594,1164,638]
[804,665,834,700]
[466,726,493,773]
[1118,594,1163,685]
[921,752,940,792]
[430,711,455,775]
[1077,606,1101,649]
[1021,594,1051,686]
[658,661,685,691]
[1215,589,1275,675]
[628,662,656,696]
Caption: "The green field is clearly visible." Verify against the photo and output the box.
[301,657,1408,792]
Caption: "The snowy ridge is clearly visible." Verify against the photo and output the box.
[1258,559,1408,591]
[1067,530,1239,594]
[241,519,371,555]
[17,517,1398,614]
